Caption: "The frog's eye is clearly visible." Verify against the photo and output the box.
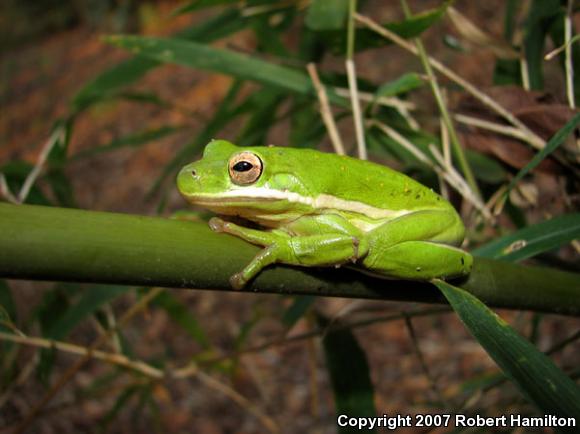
[228,151,263,185]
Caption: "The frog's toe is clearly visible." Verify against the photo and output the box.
[230,273,247,290]
[209,217,226,232]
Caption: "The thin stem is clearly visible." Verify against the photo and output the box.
[545,34,580,60]
[440,117,451,165]
[404,315,450,408]
[0,331,164,378]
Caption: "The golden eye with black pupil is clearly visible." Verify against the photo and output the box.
[233,161,252,172]
[228,151,263,185]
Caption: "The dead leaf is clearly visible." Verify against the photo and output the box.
[455,86,579,170]
[459,131,559,174]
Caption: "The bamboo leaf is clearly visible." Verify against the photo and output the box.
[319,314,376,433]
[174,0,240,15]
[73,9,250,111]
[385,0,451,38]
[152,291,211,349]
[473,213,580,261]
[376,73,424,97]
[305,0,349,31]
[104,35,346,107]
[147,80,243,201]
[46,285,128,340]
[289,99,325,148]
[236,90,286,146]
[506,113,580,196]
[0,280,16,325]
[523,0,561,90]
[434,280,580,423]
[282,296,315,328]
[74,126,184,159]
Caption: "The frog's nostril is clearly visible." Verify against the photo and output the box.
[191,169,197,178]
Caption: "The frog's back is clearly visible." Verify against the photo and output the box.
[257,146,448,213]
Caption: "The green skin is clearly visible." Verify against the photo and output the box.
[177,140,473,289]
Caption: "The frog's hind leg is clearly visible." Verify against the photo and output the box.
[362,241,472,281]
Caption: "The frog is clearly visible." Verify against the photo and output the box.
[177,139,472,289]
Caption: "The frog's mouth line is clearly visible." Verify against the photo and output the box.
[183,187,413,220]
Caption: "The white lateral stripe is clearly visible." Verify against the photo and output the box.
[191,187,411,220]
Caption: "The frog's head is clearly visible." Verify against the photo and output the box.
[177,140,311,221]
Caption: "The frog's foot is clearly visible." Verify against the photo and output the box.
[231,244,281,289]
[350,237,359,262]
[230,272,247,290]
[231,234,365,289]
[208,217,227,233]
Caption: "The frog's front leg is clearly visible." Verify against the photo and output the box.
[209,217,362,289]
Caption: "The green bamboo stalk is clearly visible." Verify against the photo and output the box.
[0,203,579,315]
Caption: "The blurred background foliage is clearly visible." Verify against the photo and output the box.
[1,0,579,432]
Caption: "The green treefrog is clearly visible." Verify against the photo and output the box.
[177,139,472,289]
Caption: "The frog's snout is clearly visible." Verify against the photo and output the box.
[182,163,199,180]
[177,163,201,195]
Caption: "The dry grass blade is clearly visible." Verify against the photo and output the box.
[307,63,346,155]
[0,331,164,378]
[565,0,575,109]
[447,7,520,59]
[0,173,19,204]
[18,126,64,203]
[347,0,367,159]
[454,113,532,142]
[545,34,580,61]
[333,87,416,110]
[346,59,367,159]
[368,120,434,167]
